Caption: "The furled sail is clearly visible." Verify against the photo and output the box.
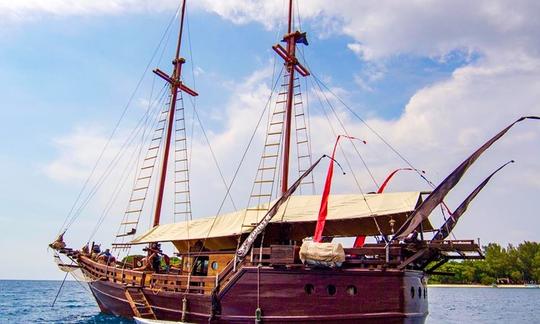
[431,160,514,241]
[394,116,539,240]
[236,155,325,259]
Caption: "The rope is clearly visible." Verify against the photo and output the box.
[185,9,237,211]
[51,270,69,307]
[69,85,168,232]
[310,75,380,188]
[308,77,363,193]
[309,72,432,186]
[58,3,183,235]
[179,66,285,296]
[88,86,168,242]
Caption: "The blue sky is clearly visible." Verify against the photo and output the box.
[1,1,539,280]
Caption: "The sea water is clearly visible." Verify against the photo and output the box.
[1,280,539,323]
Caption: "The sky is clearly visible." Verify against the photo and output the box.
[0,0,539,280]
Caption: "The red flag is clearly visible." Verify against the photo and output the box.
[313,135,364,242]
[353,167,424,247]
[353,235,365,247]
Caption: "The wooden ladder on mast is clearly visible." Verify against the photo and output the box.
[113,102,170,252]
[292,77,315,194]
[245,73,291,218]
[125,286,157,320]
[173,92,193,222]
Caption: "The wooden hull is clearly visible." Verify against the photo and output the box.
[86,266,428,323]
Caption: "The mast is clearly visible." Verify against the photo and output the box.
[273,0,310,196]
[151,0,198,227]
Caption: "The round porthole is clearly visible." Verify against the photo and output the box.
[304,284,315,295]
[327,285,337,296]
[418,287,422,298]
[410,286,415,298]
[346,285,357,296]
[211,261,218,270]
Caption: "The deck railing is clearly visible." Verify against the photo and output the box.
[79,256,216,294]
[77,240,483,293]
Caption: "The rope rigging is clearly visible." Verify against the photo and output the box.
[57,3,183,236]
[88,85,170,242]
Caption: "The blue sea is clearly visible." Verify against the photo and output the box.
[1,280,539,323]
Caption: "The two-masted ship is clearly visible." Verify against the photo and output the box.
[50,1,539,323]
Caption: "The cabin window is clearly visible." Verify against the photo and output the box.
[346,285,357,296]
[326,285,337,296]
[410,286,415,298]
[211,261,219,270]
[418,287,422,298]
[192,256,209,276]
[304,284,315,295]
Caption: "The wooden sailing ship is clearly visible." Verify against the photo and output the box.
[50,1,539,323]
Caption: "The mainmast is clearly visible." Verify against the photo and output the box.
[273,0,310,196]
[152,0,198,227]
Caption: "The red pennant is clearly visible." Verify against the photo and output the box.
[313,135,362,242]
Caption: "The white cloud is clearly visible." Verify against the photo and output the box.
[45,126,113,183]
[0,0,176,23]
[51,57,540,245]
[40,1,540,247]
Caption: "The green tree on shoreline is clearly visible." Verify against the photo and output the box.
[429,241,540,285]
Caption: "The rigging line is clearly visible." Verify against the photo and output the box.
[304,74,315,194]
[308,72,433,187]
[308,77,363,193]
[297,46,378,189]
[238,68,287,238]
[59,7,181,234]
[66,85,169,230]
[310,74,379,188]
[51,270,69,307]
[216,66,285,217]
[295,0,302,31]
[309,78,387,241]
[70,85,168,231]
[192,107,238,211]
[249,57,281,205]
[185,8,196,178]
[89,90,168,242]
[88,88,168,242]
[184,10,236,211]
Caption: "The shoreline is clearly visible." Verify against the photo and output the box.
[429,284,540,288]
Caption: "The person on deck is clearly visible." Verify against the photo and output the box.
[147,243,162,273]
[97,248,116,265]
[91,244,101,260]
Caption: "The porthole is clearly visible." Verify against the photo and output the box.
[327,285,337,296]
[418,287,422,298]
[346,285,357,296]
[211,261,218,270]
[410,286,415,298]
[304,284,315,295]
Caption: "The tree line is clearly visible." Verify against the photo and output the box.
[429,241,540,285]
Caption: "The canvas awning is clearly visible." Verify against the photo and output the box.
[131,192,432,250]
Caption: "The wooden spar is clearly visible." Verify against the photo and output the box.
[279,0,310,196]
[152,0,198,227]
[280,0,295,196]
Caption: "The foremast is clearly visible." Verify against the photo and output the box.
[152,0,198,227]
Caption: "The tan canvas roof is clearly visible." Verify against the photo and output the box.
[131,192,431,250]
